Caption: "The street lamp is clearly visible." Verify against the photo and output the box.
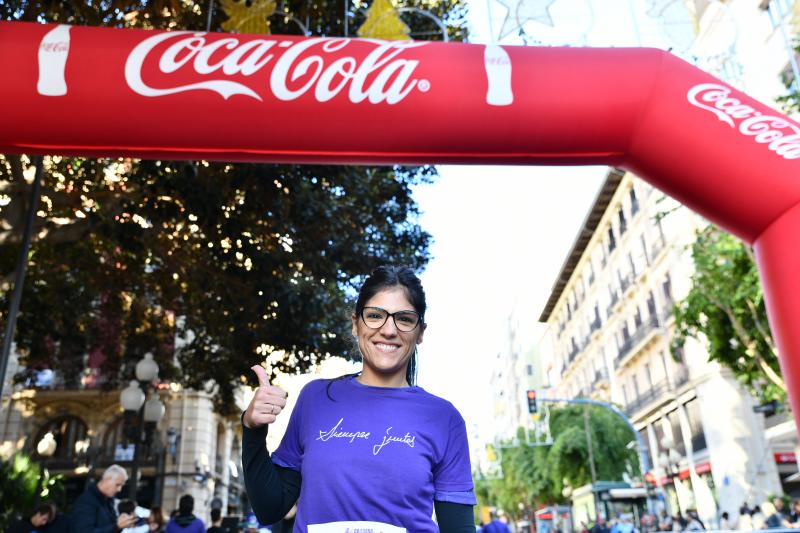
[658,436,683,515]
[120,353,165,503]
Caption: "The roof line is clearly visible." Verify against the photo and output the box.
[538,168,626,323]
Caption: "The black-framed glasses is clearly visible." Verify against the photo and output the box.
[360,306,422,332]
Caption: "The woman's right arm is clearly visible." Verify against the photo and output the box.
[241,421,301,524]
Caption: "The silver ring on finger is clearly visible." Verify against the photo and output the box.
[270,404,275,414]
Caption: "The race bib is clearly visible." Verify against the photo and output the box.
[307,521,406,533]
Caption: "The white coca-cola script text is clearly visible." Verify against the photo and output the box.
[124,32,429,104]
[687,83,800,160]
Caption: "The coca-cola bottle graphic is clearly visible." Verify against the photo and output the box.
[37,25,71,96]
[484,44,513,106]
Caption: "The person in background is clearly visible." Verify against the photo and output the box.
[685,510,705,531]
[481,511,511,533]
[117,500,148,533]
[206,510,223,533]
[165,495,206,533]
[589,515,610,533]
[789,500,800,525]
[764,499,791,529]
[5,504,56,533]
[71,465,136,533]
[719,511,731,530]
[148,508,165,533]
[737,505,753,531]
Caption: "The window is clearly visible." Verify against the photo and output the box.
[767,0,793,27]
[526,364,533,376]
[630,187,639,214]
[647,292,656,317]
[667,409,686,455]
[618,208,628,235]
[608,227,617,252]
[645,363,654,388]
[622,323,630,341]
[634,308,643,328]
[663,275,673,303]
[638,428,651,465]
[33,416,89,463]
[685,399,707,452]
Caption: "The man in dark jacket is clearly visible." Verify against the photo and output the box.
[70,465,137,533]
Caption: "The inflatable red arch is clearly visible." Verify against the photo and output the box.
[2,22,800,429]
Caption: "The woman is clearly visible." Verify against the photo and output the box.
[148,507,165,533]
[243,266,476,532]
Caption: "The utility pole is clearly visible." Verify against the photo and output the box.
[584,405,598,485]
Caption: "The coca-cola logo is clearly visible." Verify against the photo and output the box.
[40,41,69,52]
[687,83,800,160]
[124,31,429,104]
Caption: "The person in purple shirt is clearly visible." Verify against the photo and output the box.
[165,496,205,533]
[243,265,477,532]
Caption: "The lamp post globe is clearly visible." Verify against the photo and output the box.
[144,396,165,424]
[121,380,146,411]
[135,352,159,382]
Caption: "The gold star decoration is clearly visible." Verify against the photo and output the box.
[357,0,411,41]
[221,0,277,35]
[495,0,556,39]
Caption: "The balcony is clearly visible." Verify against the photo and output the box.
[606,292,620,316]
[593,367,609,385]
[649,237,666,262]
[660,298,675,324]
[620,272,635,294]
[672,364,690,388]
[625,379,670,414]
[615,314,660,367]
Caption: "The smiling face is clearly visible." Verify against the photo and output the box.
[352,287,425,387]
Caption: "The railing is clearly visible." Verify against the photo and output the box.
[606,291,620,316]
[620,272,635,293]
[625,380,670,414]
[649,237,666,262]
[615,315,660,366]
[593,367,609,384]
[17,368,110,391]
[672,364,690,388]
[660,299,675,324]
[568,344,580,363]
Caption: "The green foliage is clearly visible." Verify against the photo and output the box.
[0,0,469,414]
[671,225,784,404]
[475,405,639,517]
[0,453,64,530]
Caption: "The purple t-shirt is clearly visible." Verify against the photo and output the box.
[272,376,476,532]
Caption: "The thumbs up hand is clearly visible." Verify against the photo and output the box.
[243,365,288,429]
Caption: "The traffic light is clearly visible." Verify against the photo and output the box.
[526,389,538,414]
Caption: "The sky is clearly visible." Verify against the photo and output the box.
[409,0,682,439]
[413,166,606,433]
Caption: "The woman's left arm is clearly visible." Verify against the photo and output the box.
[434,500,476,533]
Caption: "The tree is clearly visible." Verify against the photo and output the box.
[0,0,467,414]
[475,405,639,517]
[672,225,784,404]
[0,453,63,530]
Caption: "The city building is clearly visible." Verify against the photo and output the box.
[0,348,246,518]
[538,168,787,527]
[0,347,360,519]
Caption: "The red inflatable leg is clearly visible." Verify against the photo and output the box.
[754,202,800,421]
